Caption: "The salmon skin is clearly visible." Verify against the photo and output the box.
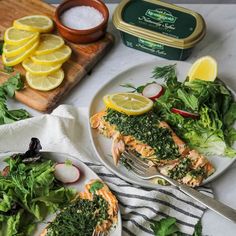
[90,109,215,187]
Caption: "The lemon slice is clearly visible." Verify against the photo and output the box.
[35,34,64,55]
[31,45,71,65]
[4,27,38,45]
[22,58,62,75]
[3,34,39,57]
[188,56,217,82]
[2,40,39,66]
[103,93,153,115]
[26,69,64,91]
[13,15,53,33]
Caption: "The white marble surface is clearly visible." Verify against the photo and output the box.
[8,3,236,235]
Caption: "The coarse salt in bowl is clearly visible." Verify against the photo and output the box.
[60,6,104,30]
[55,0,109,44]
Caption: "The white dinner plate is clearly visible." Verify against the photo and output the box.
[89,60,236,189]
[0,151,122,236]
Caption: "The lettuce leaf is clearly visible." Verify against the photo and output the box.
[153,65,236,157]
[0,151,76,235]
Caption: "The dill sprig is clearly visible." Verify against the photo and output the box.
[152,64,176,81]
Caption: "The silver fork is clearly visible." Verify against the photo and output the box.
[92,230,106,236]
[122,150,236,223]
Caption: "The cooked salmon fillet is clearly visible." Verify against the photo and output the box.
[40,179,118,236]
[90,109,215,187]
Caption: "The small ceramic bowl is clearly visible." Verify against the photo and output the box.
[55,0,109,44]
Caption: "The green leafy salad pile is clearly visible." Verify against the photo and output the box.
[122,64,236,157]
[0,40,30,125]
[0,138,76,236]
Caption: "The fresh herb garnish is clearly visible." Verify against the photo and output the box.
[0,73,30,124]
[152,64,177,81]
[168,158,191,180]
[89,180,104,193]
[46,195,109,236]
[120,82,156,93]
[104,109,180,160]
[150,217,202,236]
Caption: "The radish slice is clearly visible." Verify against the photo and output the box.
[142,83,164,100]
[54,163,80,184]
[171,108,199,119]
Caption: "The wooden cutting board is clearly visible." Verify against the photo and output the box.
[0,0,114,112]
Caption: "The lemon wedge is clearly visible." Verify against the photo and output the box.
[3,34,39,57]
[4,27,38,45]
[103,93,153,115]
[188,56,217,82]
[22,58,62,75]
[31,45,71,65]
[2,40,39,66]
[34,34,64,55]
[26,69,64,91]
[13,15,53,33]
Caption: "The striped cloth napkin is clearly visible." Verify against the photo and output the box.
[85,161,213,236]
[0,105,213,236]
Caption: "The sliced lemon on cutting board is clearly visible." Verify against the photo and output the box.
[31,45,71,65]
[26,69,64,91]
[3,33,39,57]
[188,56,217,82]
[2,40,39,66]
[34,34,64,55]
[22,57,62,75]
[4,27,38,45]
[13,15,53,33]
[103,93,153,115]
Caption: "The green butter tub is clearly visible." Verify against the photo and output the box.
[113,0,206,60]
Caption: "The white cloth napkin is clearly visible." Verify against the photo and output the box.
[0,105,213,236]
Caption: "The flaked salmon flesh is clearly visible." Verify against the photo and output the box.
[90,110,215,187]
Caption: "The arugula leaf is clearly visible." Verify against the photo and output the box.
[177,89,199,112]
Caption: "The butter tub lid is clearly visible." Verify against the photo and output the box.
[113,0,206,49]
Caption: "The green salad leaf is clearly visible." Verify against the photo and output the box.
[0,139,76,235]
[193,221,202,236]
[0,73,30,124]
[122,64,236,157]
[150,217,180,236]
[150,217,202,236]
[153,65,236,157]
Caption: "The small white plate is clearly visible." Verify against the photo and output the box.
[0,152,122,236]
[89,60,236,189]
